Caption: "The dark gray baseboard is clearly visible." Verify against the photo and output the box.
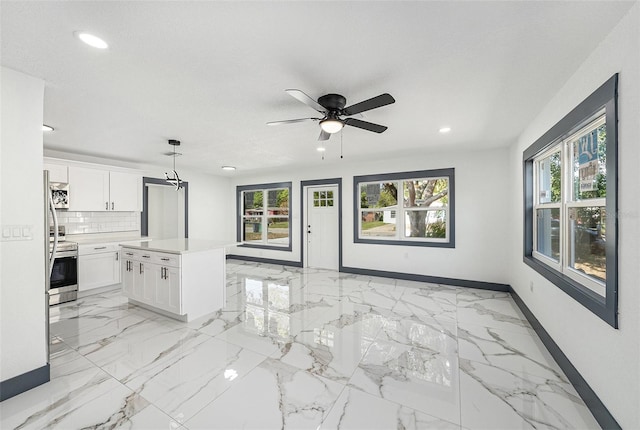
[510,290,620,430]
[226,254,303,268]
[340,265,510,291]
[0,363,50,402]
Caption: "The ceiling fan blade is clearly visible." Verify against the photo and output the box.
[342,93,395,116]
[285,89,326,113]
[318,129,331,141]
[344,118,388,133]
[267,118,319,126]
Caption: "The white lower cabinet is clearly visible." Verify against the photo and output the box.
[78,244,121,291]
[155,266,180,315]
[122,249,182,316]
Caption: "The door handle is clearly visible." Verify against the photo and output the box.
[112,202,114,210]
[139,263,143,274]
[307,225,311,234]
[105,201,109,210]
[115,252,119,261]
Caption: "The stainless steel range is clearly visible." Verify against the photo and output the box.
[49,226,78,305]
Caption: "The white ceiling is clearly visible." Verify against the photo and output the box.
[1,1,635,175]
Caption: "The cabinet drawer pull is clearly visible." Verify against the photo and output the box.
[142,255,151,259]
[125,252,133,256]
[161,258,170,261]
[94,246,107,250]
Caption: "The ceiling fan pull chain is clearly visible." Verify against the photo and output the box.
[340,130,344,159]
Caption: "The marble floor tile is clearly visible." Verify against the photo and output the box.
[348,338,461,425]
[213,311,306,357]
[321,386,461,430]
[125,337,267,424]
[185,308,246,337]
[184,358,345,429]
[456,290,533,335]
[1,261,599,430]
[393,284,458,321]
[458,322,567,381]
[459,358,599,429]
[274,323,375,384]
[376,311,458,356]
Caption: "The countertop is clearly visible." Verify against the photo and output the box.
[119,239,239,255]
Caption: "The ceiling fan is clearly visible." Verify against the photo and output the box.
[267,89,395,141]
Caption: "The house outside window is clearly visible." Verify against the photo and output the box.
[237,182,292,250]
[354,168,455,248]
[533,115,607,296]
[523,74,618,328]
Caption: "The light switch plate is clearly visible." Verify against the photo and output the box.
[1,225,34,241]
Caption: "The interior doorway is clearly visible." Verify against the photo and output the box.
[141,177,189,239]
[302,180,341,270]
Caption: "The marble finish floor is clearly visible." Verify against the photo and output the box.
[1,261,600,429]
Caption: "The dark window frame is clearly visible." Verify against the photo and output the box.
[523,74,618,328]
[236,181,292,251]
[353,168,455,248]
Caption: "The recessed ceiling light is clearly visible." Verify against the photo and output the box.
[42,125,54,132]
[439,127,452,134]
[74,31,109,49]
[221,166,236,171]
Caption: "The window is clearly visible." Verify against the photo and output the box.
[524,74,618,327]
[354,168,455,247]
[237,182,291,250]
[313,190,334,207]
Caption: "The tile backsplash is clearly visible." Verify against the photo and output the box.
[54,211,140,234]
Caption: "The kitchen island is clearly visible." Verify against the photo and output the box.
[119,239,238,322]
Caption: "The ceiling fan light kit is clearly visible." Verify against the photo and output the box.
[319,118,343,134]
[268,89,395,141]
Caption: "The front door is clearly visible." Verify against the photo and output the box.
[306,185,339,270]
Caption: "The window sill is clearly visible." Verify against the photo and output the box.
[355,237,455,248]
[238,243,292,252]
[522,256,616,327]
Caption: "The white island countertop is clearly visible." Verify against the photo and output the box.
[120,239,239,255]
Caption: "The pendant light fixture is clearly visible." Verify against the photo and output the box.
[164,139,183,190]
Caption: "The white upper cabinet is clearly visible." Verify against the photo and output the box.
[43,161,69,183]
[109,171,142,211]
[68,165,141,212]
[68,166,110,211]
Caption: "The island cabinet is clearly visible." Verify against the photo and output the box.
[120,239,234,321]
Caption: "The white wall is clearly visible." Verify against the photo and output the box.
[0,67,47,381]
[506,4,640,428]
[230,146,510,285]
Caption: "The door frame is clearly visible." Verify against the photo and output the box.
[300,178,342,270]
[141,177,189,238]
